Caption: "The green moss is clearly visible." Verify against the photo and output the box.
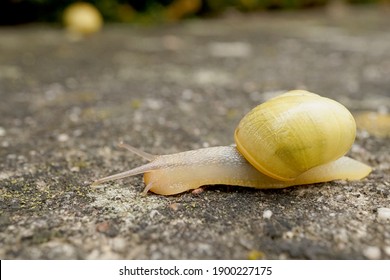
[1,174,92,213]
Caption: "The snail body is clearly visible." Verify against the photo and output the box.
[92,90,372,195]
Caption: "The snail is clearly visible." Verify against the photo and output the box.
[92,90,372,195]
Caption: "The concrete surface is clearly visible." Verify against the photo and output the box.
[0,6,389,259]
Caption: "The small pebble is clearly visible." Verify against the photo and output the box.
[377,207,390,222]
[0,127,6,136]
[191,188,204,195]
[283,231,294,239]
[169,203,180,211]
[111,237,127,254]
[262,209,273,219]
[363,246,381,260]
[57,133,70,142]
[70,166,80,172]
[96,221,110,233]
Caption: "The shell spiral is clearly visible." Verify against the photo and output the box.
[234,90,357,181]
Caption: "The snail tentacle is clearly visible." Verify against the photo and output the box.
[118,142,157,161]
[92,143,159,186]
[91,162,157,186]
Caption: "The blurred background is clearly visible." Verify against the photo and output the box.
[0,0,385,25]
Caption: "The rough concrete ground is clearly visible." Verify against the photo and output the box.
[0,6,389,259]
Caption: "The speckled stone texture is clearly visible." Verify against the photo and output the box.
[0,6,389,259]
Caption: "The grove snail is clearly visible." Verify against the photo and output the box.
[92,90,372,195]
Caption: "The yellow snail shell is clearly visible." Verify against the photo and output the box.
[235,90,356,181]
[92,90,371,195]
